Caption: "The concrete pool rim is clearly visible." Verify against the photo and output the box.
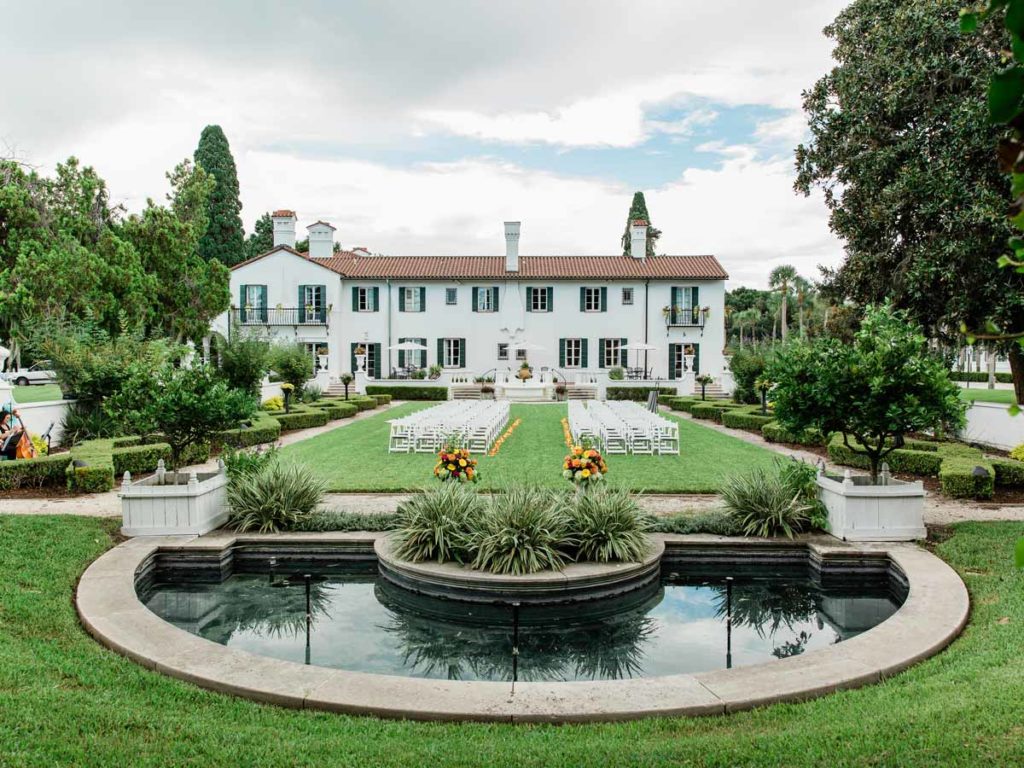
[75,531,969,723]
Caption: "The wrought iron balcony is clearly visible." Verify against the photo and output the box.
[230,307,327,326]
[665,308,705,327]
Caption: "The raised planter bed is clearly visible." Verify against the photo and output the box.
[120,460,228,537]
[817,469,925,542]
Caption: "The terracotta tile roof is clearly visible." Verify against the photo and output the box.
[232,249,728,280]
[272,209,296,217]
[307,220,336,230]
[313,254,728,280]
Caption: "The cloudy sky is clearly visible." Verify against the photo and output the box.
[1,0,848,288]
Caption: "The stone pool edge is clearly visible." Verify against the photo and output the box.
[75,532,969,724]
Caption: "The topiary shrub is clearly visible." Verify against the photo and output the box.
[369,393,393,406]
[939,457,994,499]
[606,386,677,401]
[365,385,448,401]
[721,410,775,431]
[270,407,329,431]
[992,457,1024,487]
[0,454,72,491]
[761,421,826,446]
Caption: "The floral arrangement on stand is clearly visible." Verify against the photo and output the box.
[487,418,522,457]
[434,445,479,483]
[562,445,608,486]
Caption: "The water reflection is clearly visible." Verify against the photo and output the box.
[141,565,901,682]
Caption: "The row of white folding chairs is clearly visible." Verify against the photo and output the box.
[587,401,679,455]
[567,400,604,450]
[389,401,509,453]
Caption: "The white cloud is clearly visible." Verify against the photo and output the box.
[755,111,811,145]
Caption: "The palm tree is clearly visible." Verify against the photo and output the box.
[768,265,798,340]
[792,276,813,339]
[733,308,761,348]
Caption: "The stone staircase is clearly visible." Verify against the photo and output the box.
[693,381,730,400]
[566,385,597,400]
[325,380,350,398]
[450,385,482,400]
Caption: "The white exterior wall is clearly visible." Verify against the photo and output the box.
[215,250,343,376]
[219,250,728,389]
[339,278,726,384]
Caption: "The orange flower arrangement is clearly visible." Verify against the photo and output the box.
[433,446,479,483]
[562,444,608,485]
[487,418,522,457]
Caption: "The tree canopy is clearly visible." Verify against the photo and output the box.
[620,191,661,257]
[245,212,274,260]
[796,0,1024,380]
[194,125,245,266]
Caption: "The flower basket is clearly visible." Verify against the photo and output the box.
[434,446,479,483]
[562,445,607,486]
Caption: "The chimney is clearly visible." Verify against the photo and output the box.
[504,221,521,272]
[272,210,297,249]
[307,220,336,258]
[629,219,648,260]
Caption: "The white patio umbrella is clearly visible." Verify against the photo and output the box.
[508,341,545,351]
[388,341,429,351]
[621,342,658,351]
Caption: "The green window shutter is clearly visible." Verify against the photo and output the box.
[372,287,380,311]
[546,286,553,312]
[398,288,406,312]
[581,339,589,368]
[472,287,479,312]
[668,346,676,380]
[239,285,247,323]
[437,338,445,366]
[419,287,426,311]
[620,338,628,368]
[579,287,586,311]
[315,285,325,321]
[559,339,566,367]
[417,338,427,368]
[298,285,306,323]
[526,287,534,312]
[598,338,607,368]
[260,286,268,322]
[691,287,700,323]
[458,338,466,368]
[671,287,681,319]
[351,343,358,375]
[397,337,406,369]
[600,287,608,312]
[352,286,359,311]
[492,286,500,313]
[372,344,381,379]
[693,344,700,375]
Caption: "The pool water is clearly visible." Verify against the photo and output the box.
[141,563,903,682]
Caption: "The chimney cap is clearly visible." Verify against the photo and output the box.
[272,209,297,218]
[306,220,336,230]
[631,218,648,227]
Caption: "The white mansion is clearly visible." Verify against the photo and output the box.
[212,209,729,395]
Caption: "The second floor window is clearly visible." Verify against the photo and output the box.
[581,286,606,312]
[244,284,265,309]
[474,286,498,312]
[446,288,458,305]
[401,287,424,312]
[353,286,379,312]
[528,287,551,312]
[497,343,508,361]
[358,288,371,311]
[622,287,634,305]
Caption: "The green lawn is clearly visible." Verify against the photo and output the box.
[11,383,63,404]
[280,403,780,493]
[1,515,1021,766]
[959,387,1018,404]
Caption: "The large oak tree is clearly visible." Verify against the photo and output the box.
[796,0,1024,398]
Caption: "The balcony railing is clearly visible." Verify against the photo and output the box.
[231,307,327,326]
[665,308,705,327]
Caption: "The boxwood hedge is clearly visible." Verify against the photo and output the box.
[364,385,448,401]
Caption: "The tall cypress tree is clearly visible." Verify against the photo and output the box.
[244,212,274,259]
[194,125,245,266]
[621,191,662,257]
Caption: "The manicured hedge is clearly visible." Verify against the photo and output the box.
[311,401,356,420]
[347,397,377,412]
[214,413,282,449]
[269,407,330,431]
[111,442,171,476]
[365,385,448,401]
[368,393,393,406]
[657,394,677,406]
[940,457,994,499]
[606,387,677,401]
[721,410,775,431]
[0,453,73,491]
[761,422,826,446]
[949,371,1012,383]
[667,397,698,413]
[689,402,743,422]
[992,457,1024,488]
[827,437,944,476]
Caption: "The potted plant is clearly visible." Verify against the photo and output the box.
[517,360,533,381]
[428,364,443,380]
[768,305,965,541]
[279,382,295,412]
[316,346,329,370]
[554,381,568,401]
[480,383,495,400]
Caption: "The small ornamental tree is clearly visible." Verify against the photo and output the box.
[695,374,714,400]
[216,334,270,397]
[108,364,255,474]
[339,372,354,400]
[269,343,313,392]
[767,305,965,482]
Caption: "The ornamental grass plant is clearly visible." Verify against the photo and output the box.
[561,487,651,563]
[720,459,824,538]
[470,487,573,575]
[392,483,483,563]
[227,461,326,534]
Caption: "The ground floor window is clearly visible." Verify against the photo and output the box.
[302,342,329,372]
[562,338,583,368]
[442,338,464,368]
[669,343,699,379]
[602,338,623,368]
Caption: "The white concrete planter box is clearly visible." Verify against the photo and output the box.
[120,461,228,537]
[817,470,926,542]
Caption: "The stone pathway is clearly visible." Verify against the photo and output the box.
[3,399,1023,525]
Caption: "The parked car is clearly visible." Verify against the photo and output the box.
[4,361,57,386]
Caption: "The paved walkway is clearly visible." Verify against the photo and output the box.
[3,399,1023,525]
